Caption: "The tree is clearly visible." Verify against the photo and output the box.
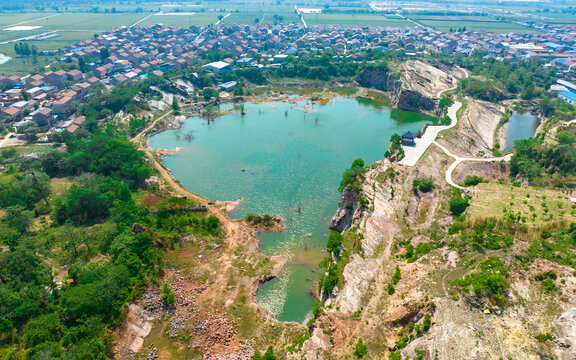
[23,313,61,346]
[449,194,470,216]
[161,282,175,305]
[64,185,111,225]
[338,158,365,191]
[171,96,180,112]
[251,347,276,360]
[557,130,576,145]
[78,56,88,72]
[99,47,110,61]
[18,122,41,143]
[20,89,30,101]
[326,231,343,256]
[4,205,33,233]
[22,172,51,205]
[353,338,368,358]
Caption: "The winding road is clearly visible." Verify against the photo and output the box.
[399,74,512,190]
[432,141,511,191]
[399,101,462,167]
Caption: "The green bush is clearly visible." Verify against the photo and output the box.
[463,175,486,187]
[412,178,435,193]
[353,338,368,358]
[449,194,470,215]
[327,231,343,256]
[392,266,401,285]
[161,282,175,305]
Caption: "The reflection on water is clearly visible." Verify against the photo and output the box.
[505,111,540,151]
[149,96,431,323]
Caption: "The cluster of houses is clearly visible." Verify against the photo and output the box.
[0,19,575,137]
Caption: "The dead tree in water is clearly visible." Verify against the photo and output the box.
[176,131,194,142]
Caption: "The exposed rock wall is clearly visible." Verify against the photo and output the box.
[329,185,360,233]
[555,308,576,360]
[356,61,466,113]
[329,160,401,314]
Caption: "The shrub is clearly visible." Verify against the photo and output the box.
[534,333,554,343]
[412,178,435,193]
[392,266,401,285]
[353,338,368,358]
[327,231,343,256]
[449,194,470,216]
[161,282,175,305]
[454,256,509,306]
[463,175,486,187]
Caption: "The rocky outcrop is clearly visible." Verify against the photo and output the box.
[331,160,400,313]
[555,308,576,360]
[356,64,437,113]
[395,89,436,112]
[299,328,330,360]
[356,65,397,92]
[329,185,359,233]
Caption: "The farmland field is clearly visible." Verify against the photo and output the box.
[0,12,151,76]
[139,12,222,27]
[409,17,541,34]
[24,13,146,31]
[469,183,576,226]
[303,13,414,27]
[223,11,301,25]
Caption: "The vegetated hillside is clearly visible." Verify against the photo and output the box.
[302,126,576,359]
[0,134,223,358]
[298,57,576,358]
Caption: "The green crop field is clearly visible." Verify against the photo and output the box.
[24,13,146,31]
[303,13,414,27]
[411,18,541,34]
[223,11,301,25]
[0,13,56,27]
[139,12,222,27]
[0,12,151,76]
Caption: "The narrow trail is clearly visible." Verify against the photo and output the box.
[432,141,511,191]
[131,110,173,145]
[436,68,469,98]
[395,12,424,28]
[545,118,576,143]
[2,13,61,30]
[0,30,58,45]
[130,12,155,28]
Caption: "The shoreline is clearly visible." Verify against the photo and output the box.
[136,88,435,324]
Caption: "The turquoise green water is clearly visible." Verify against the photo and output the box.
[149,96,430,323]
[504,111,540,151]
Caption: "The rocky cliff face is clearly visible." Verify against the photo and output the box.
[329,160,401,314]
[329,185,360,233]
[356,63,437,113]
[394,89,436,112]
[555,308,576,360]
[356,65,397,92]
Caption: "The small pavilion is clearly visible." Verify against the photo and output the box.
[401,131,416,147]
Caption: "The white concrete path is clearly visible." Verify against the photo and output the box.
[399,101,462,166]
[433,141,512,191]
